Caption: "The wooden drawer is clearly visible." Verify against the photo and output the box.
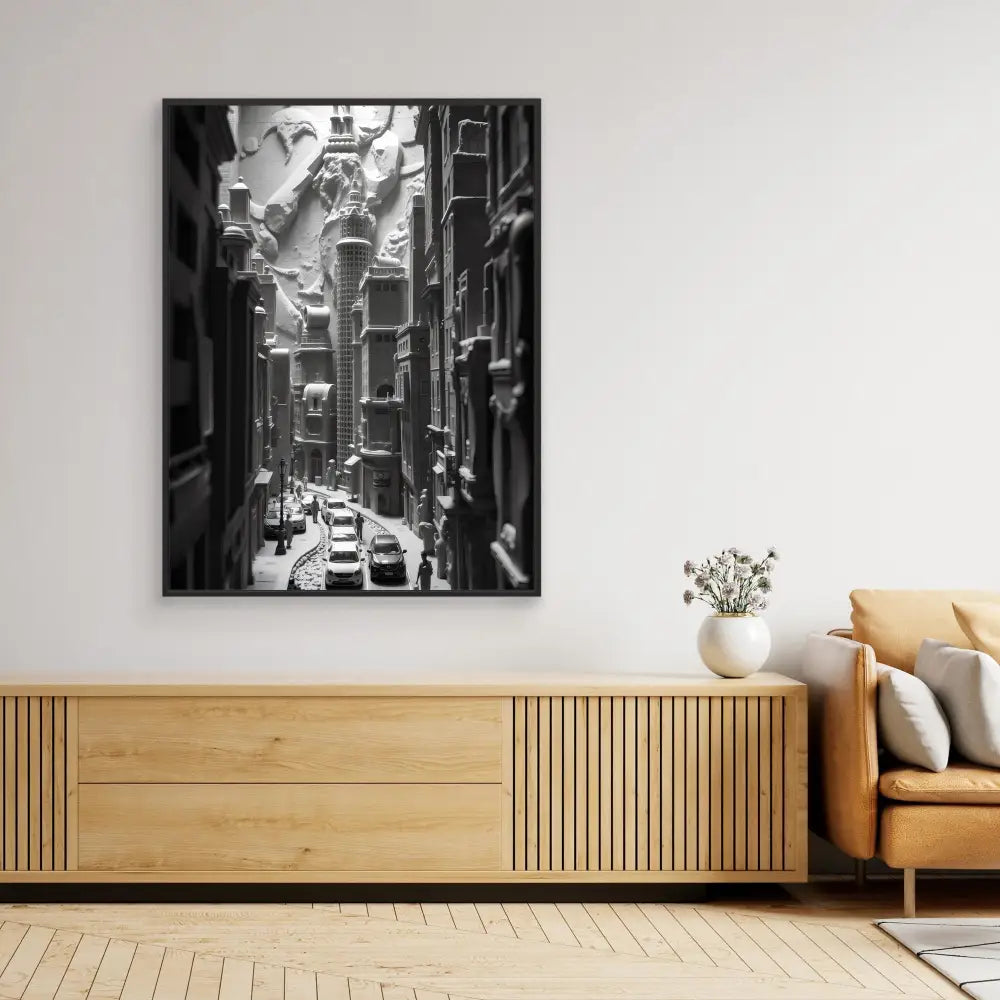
[78,697,501,783]
[78,783,501,871]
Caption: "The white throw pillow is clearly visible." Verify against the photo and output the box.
[876,663,951,771]
[915,638,1000,768]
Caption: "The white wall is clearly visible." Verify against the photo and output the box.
[1,0,997,681]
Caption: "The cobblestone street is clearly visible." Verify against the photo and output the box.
[248,514,323,591]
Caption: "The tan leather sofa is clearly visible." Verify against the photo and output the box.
[803,590,1000,916]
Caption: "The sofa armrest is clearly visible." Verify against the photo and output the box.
[802,633,878,860]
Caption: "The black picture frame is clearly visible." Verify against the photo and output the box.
[162,99,541,597]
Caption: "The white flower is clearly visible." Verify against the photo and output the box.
[685,546,778,609]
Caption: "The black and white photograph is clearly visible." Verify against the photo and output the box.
[164,101,540,595]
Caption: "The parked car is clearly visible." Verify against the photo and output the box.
[329,510,355,532]
[329,527,359,546]
[285,502,307,534]
[300,492,316,512]
[367,533,407,583]
[325,541,364,590]
[263,505,283,539]
[322,497,348,523]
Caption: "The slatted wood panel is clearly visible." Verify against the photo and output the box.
[507,695,802,873]
[1,697,74,871]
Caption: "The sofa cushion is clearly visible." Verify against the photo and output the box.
[915,639,1000,768]
[954,600,1000,661]
[876,664,950,771]
[881,803,1000,869]
[880,763,1000,804]
[850,590,1000,672]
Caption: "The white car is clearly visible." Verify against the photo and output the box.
[263,505,283,539]
[285,502,307,534]
[322,497,348,523]
[264,500,304,538]
[329,510,356,533]
[325,541,364,589]
[329,527,359,546]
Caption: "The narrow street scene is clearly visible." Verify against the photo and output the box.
[252,483,449,592]
[166,103,538,594]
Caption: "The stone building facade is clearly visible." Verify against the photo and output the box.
[166,107,278,591]
[166,105,237,589]
[395,196,430,528]
[484,104,537,589]
[396,323,430,529]
[268,344,292,483]
[443,110,494,589]
[249,251,276,476]
[294,305,337,486]
[340,297,366,498]
[207,219,264,590]
[416,105,495,588]
[416,107,449,529]
[220,183,280,532]
[411,103,537,591]
[334,180,375,478]
[358,263,407,516]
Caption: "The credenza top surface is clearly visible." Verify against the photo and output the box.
[0,671,804,697]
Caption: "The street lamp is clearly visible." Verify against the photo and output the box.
[275,458,287,556]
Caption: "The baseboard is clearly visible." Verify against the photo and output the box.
[0,882,719,904]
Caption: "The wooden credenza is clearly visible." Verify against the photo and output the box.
[0,673,806,883]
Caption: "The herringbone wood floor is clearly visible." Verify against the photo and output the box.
[0,881,995,1000]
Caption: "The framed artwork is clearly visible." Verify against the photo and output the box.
[163,100,540,595]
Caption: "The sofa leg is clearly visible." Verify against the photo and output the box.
[903,868,916,918]
[854,859,867,887]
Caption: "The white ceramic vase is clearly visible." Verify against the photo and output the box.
[697,613,771,678]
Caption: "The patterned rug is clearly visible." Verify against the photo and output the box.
[878,919,1000,999]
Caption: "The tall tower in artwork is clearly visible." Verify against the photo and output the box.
[335,184,374,476]
[293,304,337,485]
